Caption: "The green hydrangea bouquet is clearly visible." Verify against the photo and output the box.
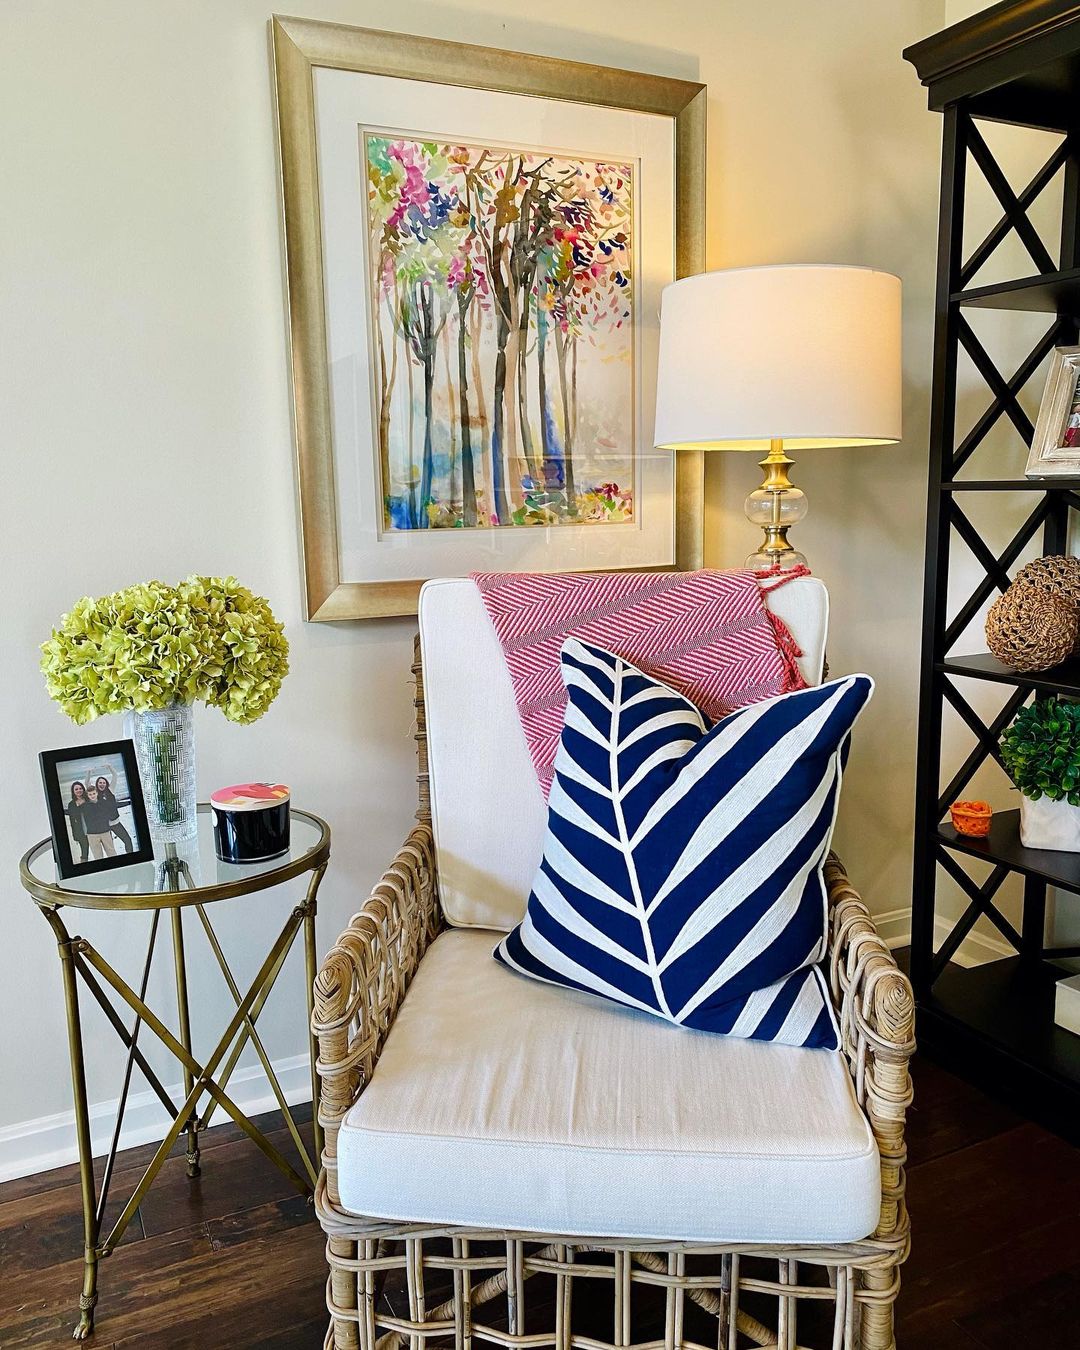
[41,577,289,842]
[41,575,289,725]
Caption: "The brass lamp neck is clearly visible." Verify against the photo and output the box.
[754,438,799,560]
[758,438,795,493]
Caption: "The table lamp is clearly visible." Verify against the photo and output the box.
[654,264,902,571]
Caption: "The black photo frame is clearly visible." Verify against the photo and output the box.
[39,739,154,880]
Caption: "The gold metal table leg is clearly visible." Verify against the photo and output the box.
[304,864,326,1163]
[169,905,200,1178]
[163,844,200,1179]
[43,907,99,1342]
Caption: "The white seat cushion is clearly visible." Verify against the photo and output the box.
[418,576,830,931]
[337,929,880,1244]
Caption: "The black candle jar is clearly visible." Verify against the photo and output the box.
[211,782,291,864]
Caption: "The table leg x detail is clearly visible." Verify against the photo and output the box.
[39,865,325,1340]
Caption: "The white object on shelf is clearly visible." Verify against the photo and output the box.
[1055,972,1080,1037]
[1018,794,1080,851]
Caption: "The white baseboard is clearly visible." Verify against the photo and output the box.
[873,907,1014,967]
[0,1053,312,1184]
[872,907,917,951]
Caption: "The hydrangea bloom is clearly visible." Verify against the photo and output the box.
[41,576,289,725]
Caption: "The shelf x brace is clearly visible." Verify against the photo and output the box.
[931,851,1015,984]
[941,679,1010,775]
[959,136,1068,288]
[965,121,1058,279]
[950,501,1013,590]
[951,317,1066,475]
[944,496,1050,652]
[938,683,1028,817]
[928,847,1020,988]
[956,316,1036,453]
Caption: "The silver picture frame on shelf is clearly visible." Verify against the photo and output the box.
[1027,344,1080,477]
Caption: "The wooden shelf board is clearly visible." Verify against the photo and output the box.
[938,809,1080,891]
[942,478,1080,491]
[953,266,1080,312]
[940,651,1080,695]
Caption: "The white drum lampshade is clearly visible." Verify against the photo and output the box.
[654,264,902,570]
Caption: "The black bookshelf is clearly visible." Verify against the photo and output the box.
[905,1,1080,1142]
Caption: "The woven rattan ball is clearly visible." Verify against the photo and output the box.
[986,583,1077,672]
[1014,554,1080,605]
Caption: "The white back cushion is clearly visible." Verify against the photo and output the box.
[418,575,830,930]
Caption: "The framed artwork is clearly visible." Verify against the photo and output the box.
[271,16,706,620]
[1027,345,1080,477]
[39,739,154,881]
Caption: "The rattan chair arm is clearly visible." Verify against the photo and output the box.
[825,853,915,1252]
[313,824,441,1207]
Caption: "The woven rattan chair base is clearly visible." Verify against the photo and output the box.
[311,644,914,1350]
[314,1199,907,1350]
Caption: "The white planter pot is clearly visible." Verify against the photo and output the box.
[1018,794,1080,851]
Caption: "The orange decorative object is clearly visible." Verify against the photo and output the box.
[950,800,992,838]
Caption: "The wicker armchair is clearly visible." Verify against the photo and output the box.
[313,581,915,1350]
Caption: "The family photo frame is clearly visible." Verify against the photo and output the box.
[271,16,706,620]
[38,739,154,881]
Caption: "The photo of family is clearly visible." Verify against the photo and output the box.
[39,739,154,879]
[60,756,138,861]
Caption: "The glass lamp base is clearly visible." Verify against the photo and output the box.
[744,548,808,574]
[743,445,809,577]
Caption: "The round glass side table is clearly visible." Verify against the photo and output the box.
[20,803,331,1341]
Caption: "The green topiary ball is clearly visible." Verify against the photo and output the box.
[1000,697,1080,805]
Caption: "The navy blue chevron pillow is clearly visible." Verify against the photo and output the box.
[495,640,873,1050]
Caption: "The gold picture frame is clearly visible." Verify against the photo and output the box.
[271,15,706,621]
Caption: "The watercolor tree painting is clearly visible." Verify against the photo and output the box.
[364,133,635,531]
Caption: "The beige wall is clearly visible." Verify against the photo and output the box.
[0,0,944,1164]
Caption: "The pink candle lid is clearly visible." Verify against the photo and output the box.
[211,782,291,811]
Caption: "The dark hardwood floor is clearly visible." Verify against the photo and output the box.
[2,1059,1078,1348]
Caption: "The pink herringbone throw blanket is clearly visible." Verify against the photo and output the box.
[471,569,808,798]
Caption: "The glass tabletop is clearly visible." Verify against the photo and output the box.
[21,804,330,910]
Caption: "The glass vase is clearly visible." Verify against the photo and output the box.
[126,702,197,842]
